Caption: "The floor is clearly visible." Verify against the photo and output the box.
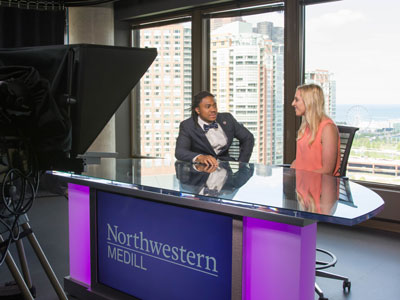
[0,194,69,300]
[0,194,399,300]
[314,224,400,300]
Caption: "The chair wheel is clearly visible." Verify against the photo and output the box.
[319,297,328,300]
[343,280,351,292]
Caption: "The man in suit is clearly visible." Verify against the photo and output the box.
[175,91,254,165]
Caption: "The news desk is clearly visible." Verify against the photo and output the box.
[50,159,384,300]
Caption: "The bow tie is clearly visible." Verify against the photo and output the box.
[203,122,218,132]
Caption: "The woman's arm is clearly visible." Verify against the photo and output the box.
[291,159,296,168]
[315,123,339,175]
[320,173,338,214]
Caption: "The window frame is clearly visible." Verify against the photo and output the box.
[125,0,400,193]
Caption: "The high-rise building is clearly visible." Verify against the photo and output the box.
[255,21,284,44]
[272,26,284,44]
[305,70,336,119]
[139,24,192,160]
[256,21,273,38]
[211,20,284,164]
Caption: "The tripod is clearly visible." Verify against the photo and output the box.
[0,214,68,300]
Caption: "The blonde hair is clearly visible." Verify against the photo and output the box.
[296,84,328,145]
[296,192,317,212]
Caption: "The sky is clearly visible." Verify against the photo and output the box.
[244,0,400,106]
[305,0,400,105]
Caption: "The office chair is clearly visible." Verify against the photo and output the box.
[228,138,240,161]
[315,125,359,300]
[337,125,359,178]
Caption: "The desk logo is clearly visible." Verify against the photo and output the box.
[96,191,232,300]
[106,224,219,276]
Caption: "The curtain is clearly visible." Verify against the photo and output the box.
[0,6,65,48]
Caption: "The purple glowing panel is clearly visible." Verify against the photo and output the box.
[68,183,91,286]
[242,217,316,300]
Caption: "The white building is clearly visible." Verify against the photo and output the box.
[211,21,284,164]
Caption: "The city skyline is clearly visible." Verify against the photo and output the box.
[135,7,399,184]
[137,16,338,165]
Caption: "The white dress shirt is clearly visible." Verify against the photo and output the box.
[197,117,228,155]
[199,167,228,195]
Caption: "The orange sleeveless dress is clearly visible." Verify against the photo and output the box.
[296,170,322,213]
[295,118,341,176]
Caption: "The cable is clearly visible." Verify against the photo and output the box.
[0,224,13,266]
[0,140,38,267]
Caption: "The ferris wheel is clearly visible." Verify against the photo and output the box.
[346,105,371,128]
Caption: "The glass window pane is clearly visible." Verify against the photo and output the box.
[137,22,192,160]
[210,12,284,164]
[306,0,400,185]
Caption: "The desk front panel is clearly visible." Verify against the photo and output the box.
[67,182,316,300]
[95,190,233,300]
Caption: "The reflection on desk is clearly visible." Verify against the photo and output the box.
[49,158,384,226]
[294,170,338,215]
[175,161,254,199]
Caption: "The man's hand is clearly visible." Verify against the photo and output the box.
[195,155,218,166]
[195,164,218,173]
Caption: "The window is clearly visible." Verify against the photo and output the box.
[135,21,192,159]
[306,0,400,185]
[210,11,284,164]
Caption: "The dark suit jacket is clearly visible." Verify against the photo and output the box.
[175,113,254,162]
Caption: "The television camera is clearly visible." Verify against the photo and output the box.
[0,44,156,298]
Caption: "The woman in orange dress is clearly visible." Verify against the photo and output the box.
[291,84,341,176]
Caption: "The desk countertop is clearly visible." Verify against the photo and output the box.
[49,158,384,226]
